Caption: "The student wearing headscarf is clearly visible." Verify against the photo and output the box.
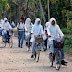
[47,18,67,66]
[31,18,43,58]
[2,18,12,41]
[43,22,50,51]
[25,18,32,47]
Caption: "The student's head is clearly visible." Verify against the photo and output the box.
[45,30,47,35]
[20,17,24,23]
[46,22,50,27]
[50,18,56,26]
[35,18,41,25]
[25,18,31,25]
[4,18,8,22]
[37,20,40,24]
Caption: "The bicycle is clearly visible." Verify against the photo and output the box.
[34,35,43,62]
[25,35,32,51]
[2,30,13,48]
[53,38,64,70]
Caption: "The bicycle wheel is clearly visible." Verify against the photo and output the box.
[2,41,6,48]
[27,44,30,52]
[55,50,61,70]
[49,53,54,67]
[9,37,13,48]
[36,44,40,62]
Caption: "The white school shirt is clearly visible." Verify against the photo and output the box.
[2,22,12,30]
[30,25,44,42]
[47,24,64,41]
[17,22,25,31]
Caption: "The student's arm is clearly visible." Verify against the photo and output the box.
[17,23,19,35]
[41,25,44,35]
[9,23,12,30]
[57,25,64,38]
[25,23,28,32]
[47,26,51,37]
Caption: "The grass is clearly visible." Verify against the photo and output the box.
[64,34,72,54]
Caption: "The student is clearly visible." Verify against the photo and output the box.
[30,18,43,58]
[43,22,50,51]
[25,18,32,45]
[43,30,48,51]
[11,21,15,28]
[2,18,12,41]
[0,20,2,36]
[44,22,50,31]
[17,17,25,48]
[47,18,67,66]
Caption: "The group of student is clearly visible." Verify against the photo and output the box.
[0,17,67,67]
[17,17,67,66]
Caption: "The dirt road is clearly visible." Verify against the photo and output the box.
[0,37,72,72]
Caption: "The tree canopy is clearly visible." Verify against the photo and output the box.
[0,0,72,28]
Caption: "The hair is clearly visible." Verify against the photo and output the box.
[45,30,47,32]
[20,17,24,21]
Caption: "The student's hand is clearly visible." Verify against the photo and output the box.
[48,35,51,37]
[18,32,19,35]
[2,29,4,30]
[30,33,32,36]
[63,36,66,39]
[25,30,28,33]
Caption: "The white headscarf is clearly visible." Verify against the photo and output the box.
[33,18,41,35]
[25,18,31,31]
[50,18,56,25]
[46,22,50,27]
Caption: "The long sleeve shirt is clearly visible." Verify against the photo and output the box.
[2,22,12,31]
[47,24,64,41]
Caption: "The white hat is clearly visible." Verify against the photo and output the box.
[4,18,7,21]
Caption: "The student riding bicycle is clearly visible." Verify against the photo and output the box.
[2,18,12,42]
[30,18,44,58]
[47,18,67,66]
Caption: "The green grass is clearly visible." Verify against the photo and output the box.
[64,34,72,55]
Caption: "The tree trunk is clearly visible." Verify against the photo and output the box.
[39,0,46,22]
[47,0,50,21]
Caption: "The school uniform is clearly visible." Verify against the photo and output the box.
[0,22,2,36]
[2,21,12,40]
[47,18,64,60]
[31,18,43,53]
[43,33,48,51]
[17,22,25,48]
[25,18,32,44]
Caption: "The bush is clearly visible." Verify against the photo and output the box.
[68,20,72,30]
[61,28,72,34]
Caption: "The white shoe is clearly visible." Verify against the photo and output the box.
[50,62,52,67]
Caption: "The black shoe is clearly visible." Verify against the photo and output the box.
[43,49,47,52]
[31,55,34,58]
[61,60,67,66]
[26,42,28,46]
[62,60,68,63]
[18,45,20,47]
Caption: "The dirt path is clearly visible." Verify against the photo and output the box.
[0,37,72,72]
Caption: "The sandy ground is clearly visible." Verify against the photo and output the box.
[0,37,72,72]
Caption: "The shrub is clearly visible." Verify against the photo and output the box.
[68,20,72,30]
[61,28,72,34]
